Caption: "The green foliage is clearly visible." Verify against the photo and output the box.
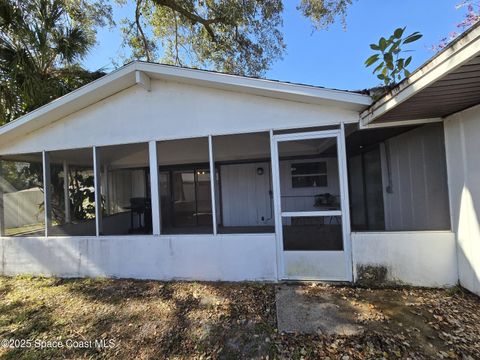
[365,27,422,86]
[122,0,354,77]
[0,0,112,124]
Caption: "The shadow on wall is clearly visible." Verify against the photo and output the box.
[456,185,480,295]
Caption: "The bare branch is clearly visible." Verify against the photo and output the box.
[151,0,230,41]
[135,0,151,61]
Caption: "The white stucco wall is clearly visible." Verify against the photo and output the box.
[0,234,277,281]
[444,104,480,296]
[0,80,359,155]
[352,231,458,287]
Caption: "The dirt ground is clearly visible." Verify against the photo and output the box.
[0,276,479,359]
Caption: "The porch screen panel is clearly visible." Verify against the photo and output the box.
[0,153,44,237]
[212,132,274,234]
[98,142,151,236]
[47,148,96,236]
[157,137,212,234]
[278,138,341,213]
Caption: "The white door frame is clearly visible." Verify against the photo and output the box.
[270,124,352,281]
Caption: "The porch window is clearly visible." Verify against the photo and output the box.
[212,132,274,234]
[46,148,96,236]
[346,123,451,232]
[291,161,328,188]
[0,153,44,237]
[97,142,152,236]
[156,137,213,234]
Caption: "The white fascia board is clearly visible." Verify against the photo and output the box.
[361,24,480,126]
[360,117,443,129]
[137,62,372,111]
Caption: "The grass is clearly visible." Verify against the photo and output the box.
[0,276,479,359]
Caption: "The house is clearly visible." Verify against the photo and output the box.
[0,23,479,296]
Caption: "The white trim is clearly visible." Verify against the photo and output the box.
[273,129,340,142]
[281,211,341,218]
[208,135,218,235]
[42,151,51,237]
[361,24,480,125]
[270,129,283,280]
[93,147,102,236]
[339,122,353,281]
[360,117,443,129]
[135,70,151,91]
[149,141,161,235]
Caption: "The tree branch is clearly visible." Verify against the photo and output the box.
[135,0,151,61]
[150,0,229,41]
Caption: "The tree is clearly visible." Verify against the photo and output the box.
[0,0,113,124]
[365,28,422,87]
[434,1,480,51]
[121,0,353,76]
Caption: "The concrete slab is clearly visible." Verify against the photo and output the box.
[275,284,364,335]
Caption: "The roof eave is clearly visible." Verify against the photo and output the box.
[360,22,480,127]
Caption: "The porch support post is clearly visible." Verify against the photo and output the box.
[149,141,161,235]
[0,161,5,237]
[42,151,52,237]
[338,122,353,281]
[208,135,218,235]
[93,146,103,236]
[63,161,71,224]
[270,130,283,280]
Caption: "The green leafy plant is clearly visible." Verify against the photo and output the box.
[365,28,423,86]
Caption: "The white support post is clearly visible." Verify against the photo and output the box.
[0,161,5,237]
[338,122,353,281]
[42,151,52,237]
[93,147,103,236]
[208,135,218,235]
[63,161,71,224]
[270,130,283,280]
[149,141,161,235]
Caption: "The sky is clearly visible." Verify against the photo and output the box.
[83,0,466,91]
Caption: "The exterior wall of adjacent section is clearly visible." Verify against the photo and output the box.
[0,234,277,281]
[351,231,458,287]
[444,104,480,296]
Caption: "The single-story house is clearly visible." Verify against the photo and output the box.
[0,22,479,296]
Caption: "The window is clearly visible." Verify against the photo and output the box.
[291,162,327,188]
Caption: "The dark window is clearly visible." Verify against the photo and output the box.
[291,162,327,188]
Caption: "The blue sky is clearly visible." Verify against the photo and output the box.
[83,0,466,91]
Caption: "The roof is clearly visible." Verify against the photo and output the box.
[0,61,372,142]
[361,21,480,127]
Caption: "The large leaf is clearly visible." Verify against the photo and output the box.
[365,54,379,67]
[404,32,423,44]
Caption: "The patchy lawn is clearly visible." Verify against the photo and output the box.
[0,277,478,359]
